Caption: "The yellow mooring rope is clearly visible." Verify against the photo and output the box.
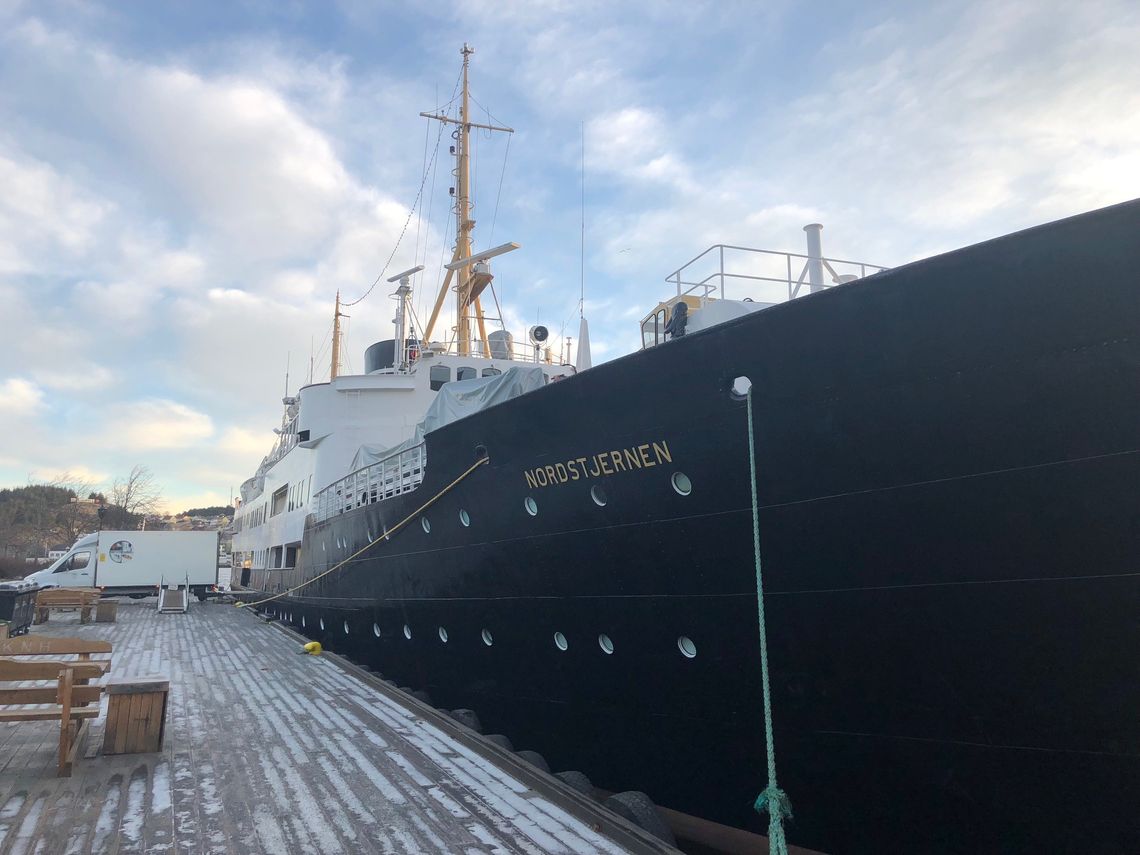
[237,455,489,610]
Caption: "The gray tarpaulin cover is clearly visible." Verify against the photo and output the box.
[350,365,546,470]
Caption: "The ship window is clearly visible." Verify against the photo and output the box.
[481,368,501,377]
[373,623,381,637]
[421,516,431,533]
[481,628,493,646]
[672,472,693,496]
[678,636,697,658]
[430,365,451,390]
[524,496,538,516]
[438,626,448,643]
[457,366,477,381]
[554,632,568,651]
[343,621,350,635]
[641,316,656,349]
[403,624,412,640]
[598,634,614,655]
[591,485,607,507]
[319,618,325,631]
[459,509,470,527]
[285,546,298,568]
[271,486,287,517]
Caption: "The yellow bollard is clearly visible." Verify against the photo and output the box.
[299,641,322,656]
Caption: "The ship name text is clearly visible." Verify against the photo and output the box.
[524,441,673,489]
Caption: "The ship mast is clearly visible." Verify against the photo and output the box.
[330,290,348,379]
[420,44,513,356]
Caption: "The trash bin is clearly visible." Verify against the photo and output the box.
[0,581,41,636]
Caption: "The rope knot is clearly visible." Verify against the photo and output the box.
[754,786,792,821]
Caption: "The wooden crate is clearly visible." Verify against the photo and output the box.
[102,677,169,754]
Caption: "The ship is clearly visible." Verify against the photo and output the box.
[231,45,1140,854]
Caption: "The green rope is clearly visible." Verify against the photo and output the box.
[746,386,792,854]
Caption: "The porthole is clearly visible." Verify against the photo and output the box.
[372,622,381,638]
[678,636,697,658]
[421,517,431,533]
[731,375,753,399]
[438,626,449,643]
[554,632,568,651]
[403,624,412,640]
[598,633,614,655]
[524,496,538,516]
[481,628,493,646]
[671,472,693,496]
[301,616,306,628]
[459,509,470,527]
[590,485,607,507]
[319,618,325,631]
[344,621,350,635]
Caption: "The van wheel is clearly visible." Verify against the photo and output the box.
[129,594,147,600]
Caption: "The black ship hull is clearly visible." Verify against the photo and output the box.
[250,201,1140,853]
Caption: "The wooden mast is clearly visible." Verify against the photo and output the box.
[330,290,347,380]
[420,44,513,353]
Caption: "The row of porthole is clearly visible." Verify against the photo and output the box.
[272,609,697,658]
[419,471,694,533]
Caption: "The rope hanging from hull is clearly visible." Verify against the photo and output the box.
[746,386,792,854]
[238,455,489,609]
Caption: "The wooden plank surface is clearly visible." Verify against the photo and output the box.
[0,601,635,855]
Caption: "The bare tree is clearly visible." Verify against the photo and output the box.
[111,465,163,521]
[45,472,97,544]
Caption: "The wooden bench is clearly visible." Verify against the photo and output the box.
[0,659,105,776]
[0,636,113,675]
[34,589,101,625]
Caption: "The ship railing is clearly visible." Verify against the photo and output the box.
[422,337,558,365]
[313,443,427,523]
[664,244,888,305]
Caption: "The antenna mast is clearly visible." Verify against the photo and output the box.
[420,44,513,355]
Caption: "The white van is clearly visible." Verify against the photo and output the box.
[26,530,220,600]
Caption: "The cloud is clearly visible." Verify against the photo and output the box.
[0,149,111,273]
[99,399,214,450]
[0,377,45,412]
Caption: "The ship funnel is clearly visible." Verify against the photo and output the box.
[804,223,825,294]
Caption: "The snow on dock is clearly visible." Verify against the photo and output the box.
[0,601,640,854]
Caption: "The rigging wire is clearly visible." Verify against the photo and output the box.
[487,133,511,244]
[342,66,462,309]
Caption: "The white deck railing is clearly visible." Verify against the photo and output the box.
[313,443,427,523]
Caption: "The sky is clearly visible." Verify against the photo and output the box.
[0,0,1137,512]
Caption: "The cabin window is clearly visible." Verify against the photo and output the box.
[270,486,287,517]
[482,368,501,377]
[271,546,283,568]
[457,366,477,381]
[430,365,451,390]
[285,546,298,568]
[641,315,657,349]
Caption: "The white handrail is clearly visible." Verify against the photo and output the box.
[313,443,428,522]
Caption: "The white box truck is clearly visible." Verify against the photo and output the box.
[26,530,220,600]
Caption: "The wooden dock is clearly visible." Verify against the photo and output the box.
[0,600,650,854]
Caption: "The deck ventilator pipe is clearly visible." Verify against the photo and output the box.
[746,387,792,854]
[238,456,490,609]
